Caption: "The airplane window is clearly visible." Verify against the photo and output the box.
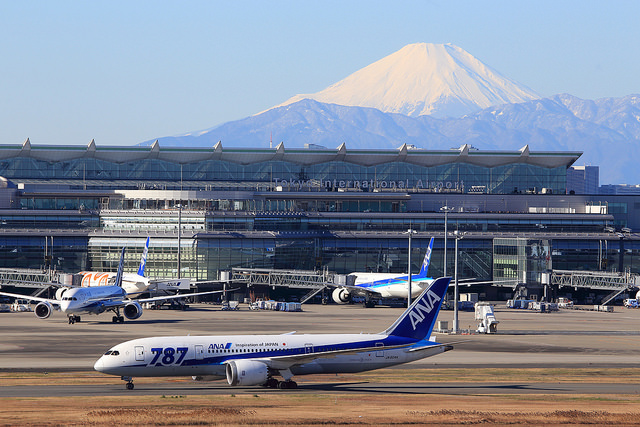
[111,351,119,356]
[104,351,112,355]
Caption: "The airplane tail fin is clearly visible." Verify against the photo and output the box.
[417,237,434,278]
[383,276,450,341]
[114,247,126,288]
[137,237,150,276]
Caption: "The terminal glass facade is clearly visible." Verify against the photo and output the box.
[0,150,568,195]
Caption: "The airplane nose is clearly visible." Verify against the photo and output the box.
[94,357,104,372]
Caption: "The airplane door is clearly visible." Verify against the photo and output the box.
[304,343,313,354]
[375,342,384,357]
[135,346,145,361]
[195,345,204,360]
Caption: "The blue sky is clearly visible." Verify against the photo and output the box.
[1,0,638,146]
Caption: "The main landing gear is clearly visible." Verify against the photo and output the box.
[122,376,134,390]
[263,377,297,389]
[111,307,125,323]
[68,315,81,324]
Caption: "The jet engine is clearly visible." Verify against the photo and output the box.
[332,287,351,304]
[34,301,53,319]
[55,287,70,300]
[123,301,143,320]
[225,359,269,386]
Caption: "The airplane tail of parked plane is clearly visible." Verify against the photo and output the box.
[137,237,149,277]
[114,247,126,288]
[383,275,448,340]
[417,236,434,278]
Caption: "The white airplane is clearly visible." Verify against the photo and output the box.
[94,276,452,390]
[77,236,152,296]
[332,237,435,306]
[0,247,226,324]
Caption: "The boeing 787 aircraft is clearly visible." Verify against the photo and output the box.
[94,276,452,390]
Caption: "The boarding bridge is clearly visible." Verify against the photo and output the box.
[550,270,640,305]
[0,268,66,298]
[229,268,338,303]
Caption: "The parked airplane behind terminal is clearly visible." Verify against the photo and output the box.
[332,237,435,306]
[94,276,452,390]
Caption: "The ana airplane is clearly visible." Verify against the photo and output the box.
[332,237,435,306]
[94,276,452,390]
[78,236,152,296]
[0,247,225,324]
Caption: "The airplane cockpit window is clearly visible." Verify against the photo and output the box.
[103,350,120,356]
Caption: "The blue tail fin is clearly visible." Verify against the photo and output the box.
[137,237,149,276]
[114,247,126,288]
[417,237,434,277]
[383,276,450,341]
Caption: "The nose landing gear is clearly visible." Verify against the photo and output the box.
[121,376,134,390]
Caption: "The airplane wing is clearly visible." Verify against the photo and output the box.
[252,342,414,369]
[406,342,454,352]
[76,289,239,311]
[136,289,235,305]
[457,279,519,286]
[331,283,383,298]
[0,291,60,308]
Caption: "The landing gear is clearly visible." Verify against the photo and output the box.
[68,315,81,324]
[264,377,279,388]
[364,299,377,308]
[277,380,297,389]
[263,377,297,389]
[122,376,134,390]
[112,315,124,323]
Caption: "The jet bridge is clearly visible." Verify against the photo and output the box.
[229,268,338,303]
[0,268,66,298]
[550,270,640,305]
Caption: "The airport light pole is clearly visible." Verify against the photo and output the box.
[404,228,417,307]
[177,203,182,280]
[453,230,465,334]
[440,206,454,276]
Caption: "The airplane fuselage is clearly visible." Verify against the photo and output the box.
[59,285,126,314]
[94,333,446,380]
[353,273,434,298]
[79,271,150,296]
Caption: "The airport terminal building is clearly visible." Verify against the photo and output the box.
[0,139,638,301]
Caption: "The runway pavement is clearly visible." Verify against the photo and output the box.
[3,380,640,398]
[1,302,640,397]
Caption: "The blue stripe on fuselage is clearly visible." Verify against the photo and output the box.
[358,276,433,290]
[166,335,416,368]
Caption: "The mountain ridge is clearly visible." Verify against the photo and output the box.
[140,43,640,184]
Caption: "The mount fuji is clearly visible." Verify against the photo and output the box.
[276,43,540,118]
[142,43,640,184]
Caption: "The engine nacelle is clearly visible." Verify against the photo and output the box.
[332,287,351,304]
[225,359,269,386]
[34,301,53,319]
[123,301,143,320]
[55,287,70,300]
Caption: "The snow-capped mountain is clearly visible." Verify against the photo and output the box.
[276,43,541,118]
[141,43,640,184]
